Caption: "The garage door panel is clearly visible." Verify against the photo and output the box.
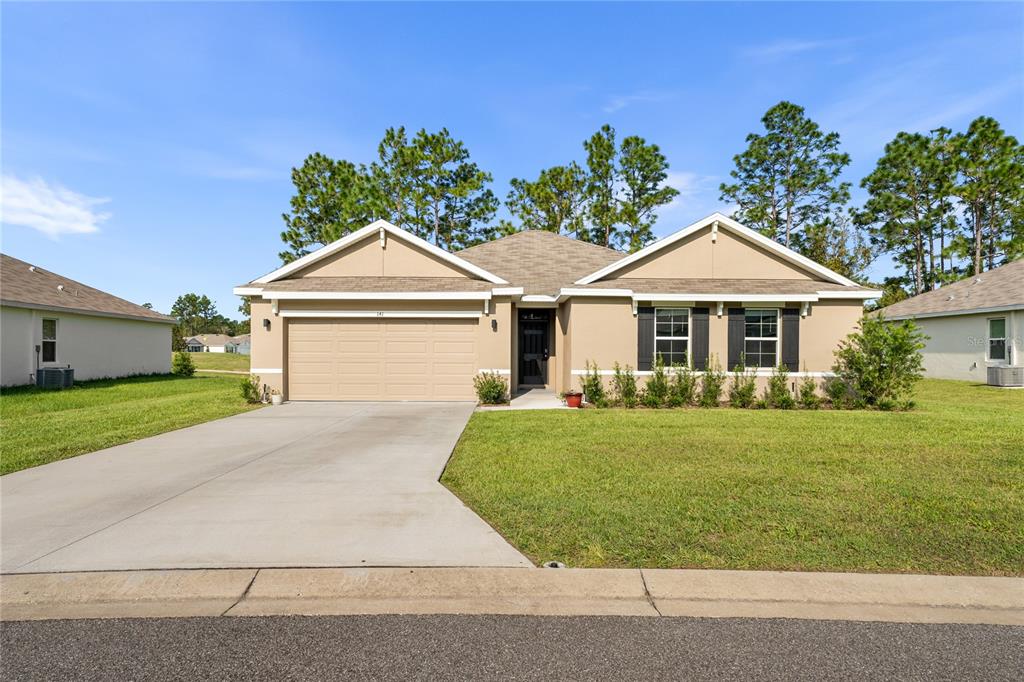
[288,318,478,401]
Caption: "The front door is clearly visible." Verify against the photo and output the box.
[518,311,550,385]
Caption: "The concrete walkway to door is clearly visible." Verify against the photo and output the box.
[1,402,531,573]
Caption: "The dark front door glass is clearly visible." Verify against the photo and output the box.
[519,313,549,384]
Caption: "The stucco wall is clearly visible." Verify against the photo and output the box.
[616,226,816,280]
[290,233,471,279]
[908,310,1021,382]
[566,297,863,379]
[1,305,171,386]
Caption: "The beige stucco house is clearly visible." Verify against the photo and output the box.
[876,258,1023,382]
[1,253,176,387]
[234,213,879,401]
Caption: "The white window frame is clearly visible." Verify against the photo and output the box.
[987,317,1007,363]
[653,307,690,366]
[41,318,58,364]
[744,308,780,369]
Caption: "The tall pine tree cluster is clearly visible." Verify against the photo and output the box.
[278,109,1021,301]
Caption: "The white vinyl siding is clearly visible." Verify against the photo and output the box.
[654,308,689,365]
[744,309,778,368]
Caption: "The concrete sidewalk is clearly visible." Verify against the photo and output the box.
[3,567,1022,625]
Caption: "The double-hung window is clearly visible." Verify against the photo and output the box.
[42,318,57,363]
[744,309,778,368]
[654,308,689,365]
[988,318,1007,362]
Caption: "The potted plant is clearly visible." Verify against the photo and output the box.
[270,389,283,406]
[562,390,583,408]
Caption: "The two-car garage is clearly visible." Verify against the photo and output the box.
[287,318,480,401]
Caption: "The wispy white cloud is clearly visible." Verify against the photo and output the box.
[742,38,856,61]
[0,174,110,239]
[602,90,675,114]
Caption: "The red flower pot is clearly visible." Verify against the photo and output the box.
[565,392,583,408]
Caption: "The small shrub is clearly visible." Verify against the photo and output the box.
[641,354,670,408]
[764,364,795,409]
[668,362,696,407]
[611,362,638,408]
[473,372,509,405]
[798,374,821,410]
[171,351,195,377]
[832,315,927,408]
[728,364,757,408]
[240,374,262,403]
[824,376,850,409]
[580,360,607,407]
[698,356,725,408]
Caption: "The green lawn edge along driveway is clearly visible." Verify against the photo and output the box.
[1,374,260,475]
[442,379,1024,576]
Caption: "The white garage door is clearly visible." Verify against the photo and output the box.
[288,318,479,401]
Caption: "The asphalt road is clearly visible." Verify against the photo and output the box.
[2,615,1021,681]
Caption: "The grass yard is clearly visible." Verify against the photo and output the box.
[1,374,260,475]
[182,352,251,372]
[442,379,1024,575]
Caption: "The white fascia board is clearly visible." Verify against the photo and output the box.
[492,287,524,296]
[559,288,634,297]
[817,289,883,300]
[252,220,508,285]
[574,212,857,287]
[632,293,819,303]
[279,310,482,319]
[882,303,1024,321]
[265,291,492,301]
[233,287,264,296]
[521,294,561,303]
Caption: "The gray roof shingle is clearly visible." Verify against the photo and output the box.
[876,259,1024,318]
[1,253,175,323]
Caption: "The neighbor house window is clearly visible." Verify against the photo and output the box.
[744,309,778,368]
[988,318,1006,362]
[41,318,57,363]
[654,308,689,365]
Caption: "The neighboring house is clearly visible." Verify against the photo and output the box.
[1,253,176,387]
[184,334,236,353]
[876,259,1023,381]
[234,213,880,401]
[229,333,251,355]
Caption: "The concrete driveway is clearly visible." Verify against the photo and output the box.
[1,402,530,573]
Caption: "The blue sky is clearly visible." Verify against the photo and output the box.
[2,2,1021,317]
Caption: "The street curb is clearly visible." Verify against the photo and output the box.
[2,567,1022,624]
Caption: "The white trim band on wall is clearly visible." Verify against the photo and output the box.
[251,368,283,374]
[478,368,512,375]
[570,369,836,377]
[279,310,483,319]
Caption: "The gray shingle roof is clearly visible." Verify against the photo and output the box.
[457,230,623,295]
[876,259,1024,318]
[580,278,872,295]
[259,277,495,293]
[0,253,175,323]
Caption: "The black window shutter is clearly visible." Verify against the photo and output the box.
[781,308,800,371]
[727,308,745,370]
[637,307,654,370]
[690,307,709,370]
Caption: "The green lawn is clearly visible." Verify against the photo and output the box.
[183,352,251,372]
[1,374,260,475]
[442,379,1024,575]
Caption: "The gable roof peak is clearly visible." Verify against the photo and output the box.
[573,213,858,287]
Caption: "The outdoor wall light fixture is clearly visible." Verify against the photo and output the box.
[263,318,271,331]
[491,319,498,331]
